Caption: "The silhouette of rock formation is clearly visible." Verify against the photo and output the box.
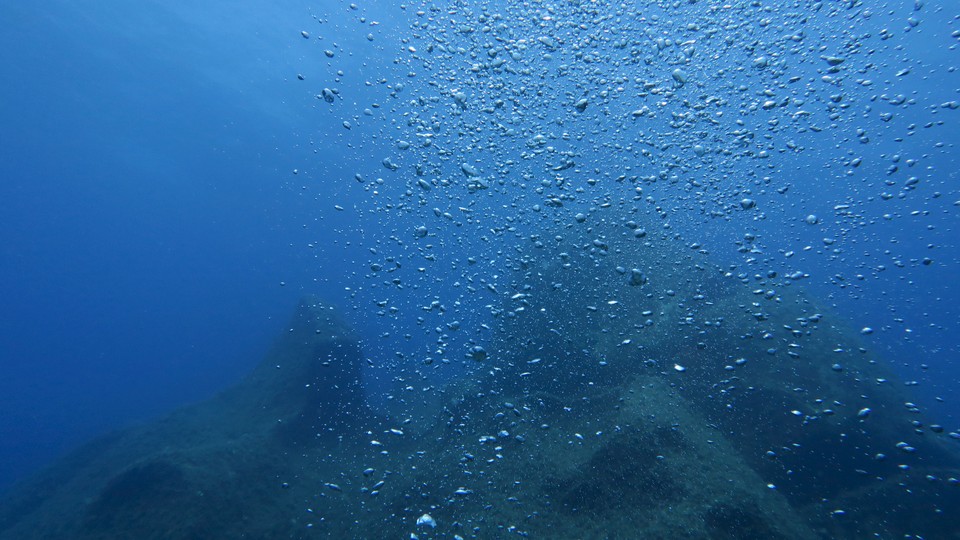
[1,237,958,539]
[0,297,378,540]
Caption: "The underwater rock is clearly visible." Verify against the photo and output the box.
[1,270,958,539]
[0,297,376,540]
[486,220,960,538]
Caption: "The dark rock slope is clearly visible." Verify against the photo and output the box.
[1,251,958,539]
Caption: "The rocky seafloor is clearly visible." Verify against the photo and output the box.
[2,225,959,540]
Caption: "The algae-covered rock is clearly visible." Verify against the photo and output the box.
[0,297,378,540]
[1,236,958,539]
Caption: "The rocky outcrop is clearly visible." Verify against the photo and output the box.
[0,296,378,540]
[1,254,958,539]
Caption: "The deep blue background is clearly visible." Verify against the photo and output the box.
[1,0,957,494]
[0,0,331,491]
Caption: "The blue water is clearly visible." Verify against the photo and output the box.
[1,0,957,499]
